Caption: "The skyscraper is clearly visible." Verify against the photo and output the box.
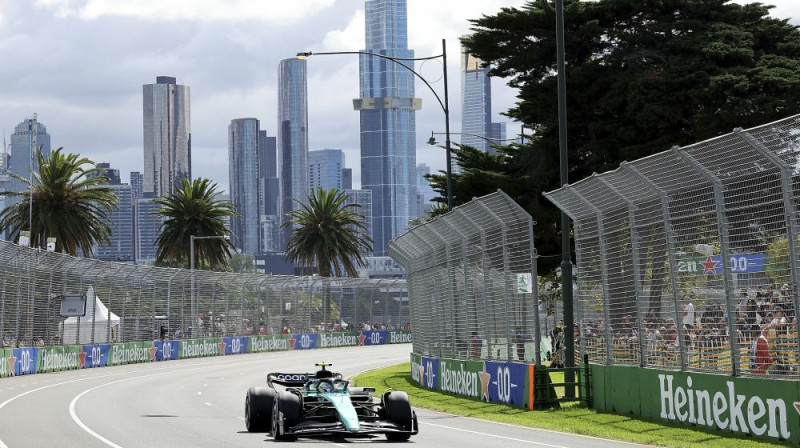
[461,41,506,161]
[93,184,134,262]
[129,171,144,199]
[87,162,121,185]
[134,197,165,265]
[308,149,345,192]
[7,118,51,209]
[357,0,419,256]
[142,76,191,197]
[278,58,308,248]
[228,118,262,255]
[258,130,279,217]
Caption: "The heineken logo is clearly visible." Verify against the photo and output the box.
[320,333,357,348]
[440,360,478,398]
[181,340,220,358]
[389,331,412,344]
[659,374,790,439]
[251,337,288,352]
[111,346,151,365]
[41,351,78,371]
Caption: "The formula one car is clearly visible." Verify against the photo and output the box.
[245,362,418,441]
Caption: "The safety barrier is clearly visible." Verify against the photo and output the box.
[409,352,589,410]
[0,330,412,377]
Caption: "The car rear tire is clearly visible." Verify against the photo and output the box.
[384,391,412,441]
[245,387,275,432]
[272,391,301,441]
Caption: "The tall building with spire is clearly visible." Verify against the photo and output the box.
[142,76,191,197]
[356,0,419,256]
[278,58,309,249]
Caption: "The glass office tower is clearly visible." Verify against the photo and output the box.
[308,149,345,192]
[142,76,191,197]
[461,42,507,162]
[5,118,51,240]
[356,0,419,256]
[278,58,309,249]
[229,118,262,255]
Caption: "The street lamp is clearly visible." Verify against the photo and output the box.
[297,38,454,210]
[189,234,230,335]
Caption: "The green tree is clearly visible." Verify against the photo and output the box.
[428,0,800,272]
[283,187,372,277]
[0,148,117,256]
[154,178,238,270]
[230,253,255,273]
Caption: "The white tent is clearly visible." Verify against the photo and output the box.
[59,286,120,344]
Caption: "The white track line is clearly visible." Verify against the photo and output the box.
[420,421,569,448]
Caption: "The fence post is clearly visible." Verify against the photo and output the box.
[477,201,514,361]
[735,128,800,367]
[439,219,470,359]
[598,176,648,367]
[673,147,739,375]
[569,188,614,364]
[623,162,688,370]
[455,208,493,361]
[426,224,458,359]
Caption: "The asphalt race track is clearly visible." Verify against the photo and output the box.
[0,344,649,447]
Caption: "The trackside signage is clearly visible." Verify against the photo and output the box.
[319,332,360,348]
[82,344,111,368]
[388,330,412,344]
[0,349,8,377]
[658,374,791,440]
[410,353,439,391]
[439,358,483,399]
[180,338,223,358]
[110,342,153,365]
[38,346,80,373]
[485,361,527,407]
[592,365,800,444]
[249,335,290,353]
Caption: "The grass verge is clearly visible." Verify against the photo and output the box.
[352,363,791,448]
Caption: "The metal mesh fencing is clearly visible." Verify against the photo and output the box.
[545,114,800,377]
[388,191,541,364]
[0,240,409,347]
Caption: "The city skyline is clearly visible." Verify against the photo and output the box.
[0,0,798,193]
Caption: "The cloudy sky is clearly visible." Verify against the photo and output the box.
[1,0,798,190]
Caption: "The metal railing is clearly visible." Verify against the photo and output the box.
[545,114,800,377]
[0,240,409,347]
[388,190,541,365]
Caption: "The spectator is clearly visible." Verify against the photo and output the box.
[470,331,482,359]
[749,330,773,374]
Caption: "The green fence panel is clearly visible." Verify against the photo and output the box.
[388,330,412,344]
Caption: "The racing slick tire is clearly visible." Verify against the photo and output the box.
[383,391,412,441]
[245,387,275,432]
[272,391,302,441]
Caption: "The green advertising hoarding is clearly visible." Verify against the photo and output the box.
[593,365,800,444]
[0,349,8,378]
[388,330,412,344]
[109,342,154,366]
[318,332,361,348]
[438,358,486,400]
[249,334,291,353]
[37,345,81,373]
[180,338,224,359]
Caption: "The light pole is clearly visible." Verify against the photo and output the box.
[190,234,229,336]
[426,131,522,146]
[297,38,453,210]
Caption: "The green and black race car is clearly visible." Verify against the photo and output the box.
[245,362,418,442]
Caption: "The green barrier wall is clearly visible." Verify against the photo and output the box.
[438,358,485,399]
[0,349,8,378]
[319,332,360,348]
[180,338,223,358]
[248,335,291,353]
[37,346,81,373]
[109,342,154,365]
[592,364,800,444]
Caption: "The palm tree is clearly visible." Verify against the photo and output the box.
[154,178,238,270]
[283,187,373,277]
[0,148,117,256]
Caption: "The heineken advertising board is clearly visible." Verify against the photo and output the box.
[290,333,318,350]
[249,334,291,353]
[593,365,800,444]
[37,346,81,373]
[678,253,764,275]
[110,342,154,365]
[410,353,439,391]
[82,344,111,368]
[153,340,180,361]
[222,336,248,355]
[180,338,224,359]
[0,349,8,377]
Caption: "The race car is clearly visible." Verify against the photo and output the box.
[245,362,418,441]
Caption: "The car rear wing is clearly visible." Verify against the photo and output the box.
[267,372,311,387]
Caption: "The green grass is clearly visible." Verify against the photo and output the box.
[352,363,791,448]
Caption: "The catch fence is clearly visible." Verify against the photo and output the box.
[0,240,409,347]
[388,191,541,365]
[545,114,800,377]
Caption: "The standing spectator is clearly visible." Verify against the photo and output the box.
[470,331,482,359]
[749,330,773,374]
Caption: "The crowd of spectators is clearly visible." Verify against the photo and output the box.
[579,283,799,375]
